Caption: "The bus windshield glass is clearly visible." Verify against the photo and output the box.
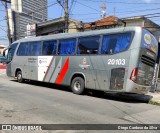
[7,43,18,62]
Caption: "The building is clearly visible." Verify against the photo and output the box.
[9,0,48,41]
[84,16,118,31]
[84,16,160,34]
[37,17,83,36]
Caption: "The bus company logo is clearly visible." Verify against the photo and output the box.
[39,60,47,64]
[39,60,42,64]
[144,34,151,45]
[83,58,87,65]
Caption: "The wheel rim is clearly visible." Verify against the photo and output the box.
[74,81,81,91]
[17,73,22,81]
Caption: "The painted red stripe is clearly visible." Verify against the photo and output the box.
[56,57,69,84]
[43,57,54,81]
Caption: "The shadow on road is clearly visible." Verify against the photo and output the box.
[11,79,153,104]
[86,90,153,103]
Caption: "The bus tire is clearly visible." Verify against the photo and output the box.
[17,71,24,83]
[71,77,85,95]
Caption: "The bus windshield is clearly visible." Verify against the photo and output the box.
[7,43,18,63]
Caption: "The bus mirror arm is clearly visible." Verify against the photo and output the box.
[3,49,6,57]
[3,48,9,57]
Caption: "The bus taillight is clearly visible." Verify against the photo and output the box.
[130,68,138,82]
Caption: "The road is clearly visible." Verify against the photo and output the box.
[0,71,160,133]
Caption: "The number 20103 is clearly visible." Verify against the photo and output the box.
[108,59,125,65]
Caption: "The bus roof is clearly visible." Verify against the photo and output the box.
[13,26,143,44]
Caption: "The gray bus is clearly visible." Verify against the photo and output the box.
[4,27,158,95]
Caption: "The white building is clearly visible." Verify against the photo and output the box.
[9,0,48,41]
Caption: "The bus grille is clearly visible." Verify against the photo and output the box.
[141,55,155,67]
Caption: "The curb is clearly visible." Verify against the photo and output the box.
[148,99,160,106]
[146,92,160,106]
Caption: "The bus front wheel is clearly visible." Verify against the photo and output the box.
[71,77,85,95]
[17,71,24,83]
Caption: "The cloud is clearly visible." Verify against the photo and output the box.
[143,0,154,3]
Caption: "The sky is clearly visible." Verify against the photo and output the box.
[0,0,160,45]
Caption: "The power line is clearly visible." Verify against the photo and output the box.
[28,2,58,15]
[114,7,160,14]
[0,18,6,21]
[69,0,74,13]
[70,0,77,13]
[146,15,160,19]
[71,13,99,16]
[0,26,7,32]
[76,1,101,12]
[80,0,160,5]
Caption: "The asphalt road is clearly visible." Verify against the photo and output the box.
[0,72,160,133]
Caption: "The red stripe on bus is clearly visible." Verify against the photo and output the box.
[43,57,54,81]
[56,57,69,84]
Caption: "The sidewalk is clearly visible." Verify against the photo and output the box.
[147,91,160,106]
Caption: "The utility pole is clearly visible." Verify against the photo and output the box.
[57,0,69,33]
[1,0,11,45]
[64,0,69,33]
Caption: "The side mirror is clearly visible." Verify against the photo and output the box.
[3,50,5,57]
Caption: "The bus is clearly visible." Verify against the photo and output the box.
[3,27,158,95]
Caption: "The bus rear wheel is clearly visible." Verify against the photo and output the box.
[71,77,85,95]
[17,71,24,83]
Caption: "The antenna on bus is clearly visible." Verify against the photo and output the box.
[100,3,106,18]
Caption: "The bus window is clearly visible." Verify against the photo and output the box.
[101,33,131,54]
[17,42,29,56]
[58,39,76,55]
[7,43,18,62]
[29,41,42,56]
[77,36,100,55]
[42,40,57,55]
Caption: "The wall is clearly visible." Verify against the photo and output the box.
[37,20,82,35]
[68,22,81,33]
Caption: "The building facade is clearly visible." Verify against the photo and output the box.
[9,0,47,41]
[37,17,83,36]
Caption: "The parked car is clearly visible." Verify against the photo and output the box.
[0,56,7,63]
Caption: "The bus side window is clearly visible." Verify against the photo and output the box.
[58,39,76,55]
[114,33,131,53]
[42,40,57,55]
[101,33,131,54]
[101,35,110,54]
[17,42,29,56]
[29,41,42,56]
[77,36,100,55]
